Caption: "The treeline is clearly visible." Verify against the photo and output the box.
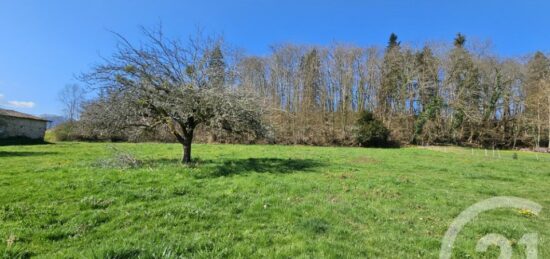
[65,32,550,149]
[234,33,550,148]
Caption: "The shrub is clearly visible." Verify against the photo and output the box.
[49,122,80,141]
[48,121,125,142]
[354,111,390,147]
[93,146,142,169]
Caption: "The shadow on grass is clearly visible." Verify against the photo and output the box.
[210,158,323,177]
[0,151,58,157]
[0,137,52,146]
[142,157,324,178]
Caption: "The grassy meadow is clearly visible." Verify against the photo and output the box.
[0,142,549,258]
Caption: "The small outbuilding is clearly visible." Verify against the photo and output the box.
[0,108,49,140]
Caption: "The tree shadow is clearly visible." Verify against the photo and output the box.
[0,151,58,157]
[209,158,324,177]
[139,157,324,178]
[141,157,216,166]
[0,137,52,146]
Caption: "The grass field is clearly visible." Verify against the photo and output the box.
[1,142,549,258]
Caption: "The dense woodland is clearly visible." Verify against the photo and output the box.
[233,33,549,148]
[68,32,550,149]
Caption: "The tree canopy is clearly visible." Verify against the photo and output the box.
[81,28,265,163]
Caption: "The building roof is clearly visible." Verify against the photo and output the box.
[0,108,49,122]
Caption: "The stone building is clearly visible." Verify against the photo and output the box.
[0,108,49,140]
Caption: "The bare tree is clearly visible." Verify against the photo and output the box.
[58,84,86,121]
[81,27,265,163]
[524,52,550,148]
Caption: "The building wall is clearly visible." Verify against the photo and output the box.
[0,116,48,139]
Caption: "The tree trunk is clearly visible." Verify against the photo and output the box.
[536,99,541,148]
[182,142,192,164]
[181,131,194,164]
[512,124,518,149]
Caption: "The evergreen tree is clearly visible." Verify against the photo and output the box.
[378,33,404,118]
[414,46,442,144]
[300,48,322,111]
[208,45,226,88]
[355,111,390,147]
[416,46,439,109]
[454,33,466,48]
[388,33,400,48]
[446,33,481,143]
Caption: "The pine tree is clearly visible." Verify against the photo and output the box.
[414,46,441,144]
[208,45,226,88]
[454,33,466,48]
[388,33,400,48]
[300,48,322,111]
[378,33,404,120]
[446,33,481,143]
[416,46,439,110]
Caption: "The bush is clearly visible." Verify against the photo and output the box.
[48,122,80,141]
[93,146,142,169]
[354,111,390,147]
[49,121,124,142]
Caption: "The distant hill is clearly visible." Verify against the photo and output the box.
[40,114,67,129]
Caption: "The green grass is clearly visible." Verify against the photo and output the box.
[0,142,549,258]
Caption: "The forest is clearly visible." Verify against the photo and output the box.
[68,32,550,150]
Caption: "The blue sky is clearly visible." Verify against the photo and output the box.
[0,0,549,115]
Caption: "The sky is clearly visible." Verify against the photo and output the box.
[0,0,549,116]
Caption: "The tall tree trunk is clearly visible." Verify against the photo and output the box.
[512,124,518,149]
[537,99,541,148]
[548,95,550,149]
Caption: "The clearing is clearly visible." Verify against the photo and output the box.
[0,143,549,258]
